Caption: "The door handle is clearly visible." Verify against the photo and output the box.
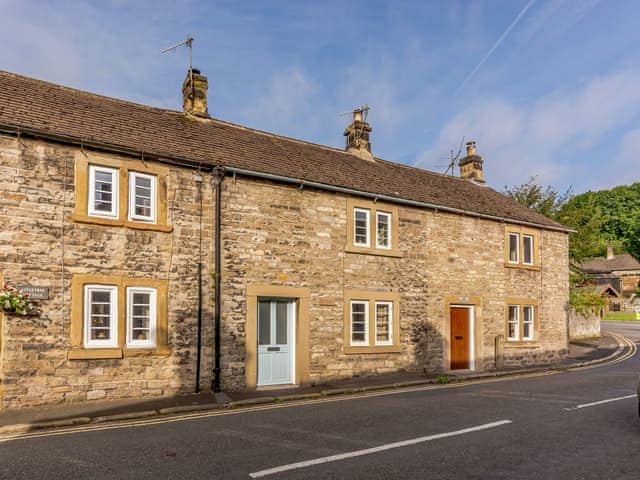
[455,336,463,340]
[267,347,281,352]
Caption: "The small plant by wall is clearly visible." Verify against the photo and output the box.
[0,284,31,315]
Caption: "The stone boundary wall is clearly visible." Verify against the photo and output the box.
[568,310,601,340]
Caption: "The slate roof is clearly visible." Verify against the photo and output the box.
[0,70,569,232]
[578,254,640,274]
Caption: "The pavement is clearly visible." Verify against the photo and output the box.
[0,330,634,434]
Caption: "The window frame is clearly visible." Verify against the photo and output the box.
[508,232,520,264]
[345,199,401,258]
[128,171,157,223]
[343,290,401,354]
[507,305,520,341]
[73,152,171,232]
[522,305,535,341]
[88,165,119,219]
[69,275,169,360]
[126,287,158,349]
[375,211,392,250]
[374,301,393,346]
[349,300,369,346]
[505,301,538,343]
[504,227,540,269]
[83,284,119,349]
[522,234,534,266]
[353,208,371,248]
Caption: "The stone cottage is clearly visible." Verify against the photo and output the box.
[0,69,570,408]
[577,246,640,311]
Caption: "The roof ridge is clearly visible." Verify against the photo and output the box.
[0,70,501,190]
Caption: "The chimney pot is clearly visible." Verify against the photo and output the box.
[466,141,476,157]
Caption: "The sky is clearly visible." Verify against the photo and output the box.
[2,0,640,194]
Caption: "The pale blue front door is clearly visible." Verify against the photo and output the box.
[257,299,295,386]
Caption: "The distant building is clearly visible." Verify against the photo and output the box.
[577,246,640,311]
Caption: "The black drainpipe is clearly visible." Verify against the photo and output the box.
[195,173,204,393]
[212,167,224,392]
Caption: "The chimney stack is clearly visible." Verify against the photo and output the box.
[606,245,614,260]
[182,68,209,117]
[344,107,374,161]
[459,141,485,184]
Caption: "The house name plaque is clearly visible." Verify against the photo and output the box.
[18,286,49,301]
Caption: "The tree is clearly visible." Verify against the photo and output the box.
[502,176,572,218]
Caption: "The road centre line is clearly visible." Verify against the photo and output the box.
[248,420,512,478]
[564,394,637,411]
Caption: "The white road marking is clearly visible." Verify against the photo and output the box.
[564,394,637,411]
[248,420,512,478]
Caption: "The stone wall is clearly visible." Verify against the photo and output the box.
[0,132,570,407]
[568,311,601,340]
[219,176,570,389]
[0,134,215,408]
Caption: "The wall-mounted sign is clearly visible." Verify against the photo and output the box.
[18,286,49,301]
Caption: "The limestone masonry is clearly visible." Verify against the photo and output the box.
[0,70,570,408]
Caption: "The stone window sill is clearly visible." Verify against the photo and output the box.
[344,245,403,258]
[504,342,541,349]
[343,345,402,354]
[67,347,170,360]
[504,263,541,272]
[69,214,173,233]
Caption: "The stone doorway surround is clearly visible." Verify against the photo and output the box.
[443,295,482,372]
[245,285,310,389]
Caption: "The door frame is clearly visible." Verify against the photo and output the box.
[256,297,296,387]
[245,285,310,389]
[449,304,475,371]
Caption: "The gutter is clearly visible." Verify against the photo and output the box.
[0,123,573,233]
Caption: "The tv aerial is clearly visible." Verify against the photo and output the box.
[162,35,195,84]
[443,136,465,176]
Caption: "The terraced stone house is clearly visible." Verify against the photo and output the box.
[0,69,570,408]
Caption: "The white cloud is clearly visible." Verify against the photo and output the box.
[416,68,640,190]
[239,68,319,137]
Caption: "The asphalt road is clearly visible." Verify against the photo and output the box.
[1,322,639,479]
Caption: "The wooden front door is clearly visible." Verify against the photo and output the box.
[450,307,470,370]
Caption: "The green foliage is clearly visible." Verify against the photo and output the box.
[503,180,640,262]
[502,176,572,219]
[437,375,449,384]
[0,284,30,315]
[569,287,607,315]
[557,183,640,261]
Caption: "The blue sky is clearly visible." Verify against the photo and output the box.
[2,0,639,193]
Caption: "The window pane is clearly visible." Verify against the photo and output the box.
[90,289,112,340]
[509,234,519,262]
[523,236,533,264]
[258,301,271,345]
[136,176,151,189]
[508,305,519,340]
[354,209,369,245]
[376,303,391,342]
[130,173,156,221]
[276,301,287,345]
[351,302,367,343]
[523,306,534,339]
[376,213,390,248]
[130,292,151,340]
